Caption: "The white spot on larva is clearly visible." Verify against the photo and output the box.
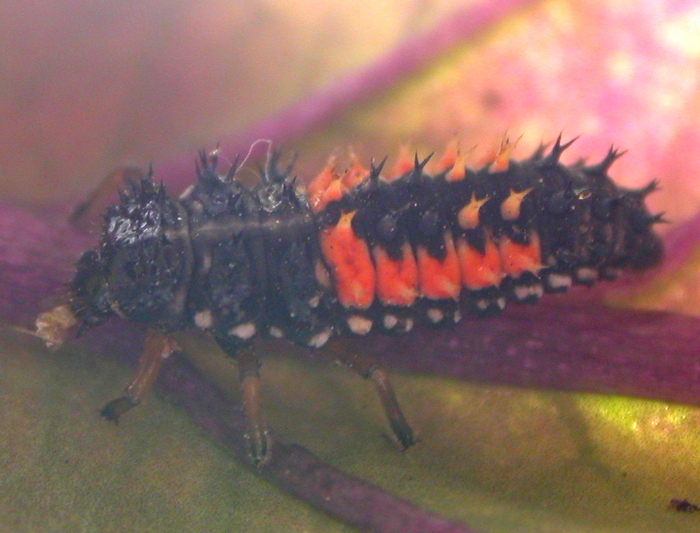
[179,184,194,200]
[426,308,444,324]
[514,286,529,301]
[576,267,598,282]
[453,310,462,323]
[194,309,213,329]
[476,300,489,311]
[497,297,506,310]
[533,284,544,298]
[383,314,398,330]
[347,315,373,335]
[315,260,331,289]
[308,294,320,308]
[547,273,572,290]
[229,322,256,340]
[513,285,540,301]
[269,326,284,338]
[403,318,414,333]
[308,328,332,348]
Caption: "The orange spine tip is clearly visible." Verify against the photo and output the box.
[317,178,345,213]
[490,136,521,173]
[308,157,338,213]
[387,144,414,180]
[500,187,533,221]
[457,193,489,229]
[341,152,369,189]
[446,148,469,182]
[434,138,460,173]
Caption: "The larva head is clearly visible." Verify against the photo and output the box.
[72,174,190,330]
[617,181,664,270]
[572,150,664,273]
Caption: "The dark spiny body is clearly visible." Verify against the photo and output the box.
[70,143,663,360]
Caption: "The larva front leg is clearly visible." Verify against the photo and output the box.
[215,336,271,465]
[101,330,178,422]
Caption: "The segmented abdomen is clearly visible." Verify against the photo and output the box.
[305,137,661,338]
[70,138,663,351]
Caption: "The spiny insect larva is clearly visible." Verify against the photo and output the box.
[35,136,663,464]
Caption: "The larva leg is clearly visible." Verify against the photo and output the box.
[237,349,270,465]
[339,350,416,450]
[101,330,177,422]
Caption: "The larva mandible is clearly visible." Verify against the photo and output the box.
[36,136,663,463]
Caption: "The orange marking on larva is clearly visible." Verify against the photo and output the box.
[490,136,520,172]
[499,232,543,276]
[500,187,533,221]
[417,232,461,300]
[308,157,338,213]
[445,148,469,182]
[457,193,490,229]
[373,241,419,306]
[387,144,414,181]
[317,178,345,212]
[434,138,459,173]
[341,151,369,189]
[319,211,375,309]
[456,235,503,289]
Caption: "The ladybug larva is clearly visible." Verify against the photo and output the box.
[35,137,663,464]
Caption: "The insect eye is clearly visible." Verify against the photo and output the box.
[575,187,592,200]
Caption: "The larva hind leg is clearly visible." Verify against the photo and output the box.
[333,344,416,450]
